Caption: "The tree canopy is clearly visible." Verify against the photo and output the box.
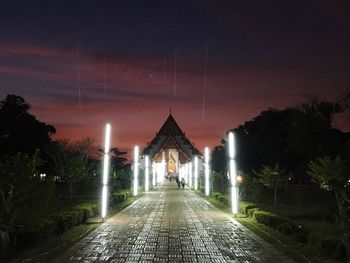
[0,94,56,156]
[212,98,349,184]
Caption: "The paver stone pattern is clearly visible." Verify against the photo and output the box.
[55,181,294,263]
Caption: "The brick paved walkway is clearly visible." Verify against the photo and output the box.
[55,181,295,262]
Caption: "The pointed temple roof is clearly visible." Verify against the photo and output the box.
[142,113,202,162]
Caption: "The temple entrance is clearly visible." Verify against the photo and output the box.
[167,148,179,174]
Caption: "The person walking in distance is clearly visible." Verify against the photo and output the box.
[176,176,180,189]
[181,177,185,189]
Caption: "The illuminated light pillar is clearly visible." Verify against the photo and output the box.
[133,146,139,196]
[205,147,210,196]
[162,151,166,182]
[185,162,189,184]
[188,162,193,188]
[145,155,149,192]
[194,156,198,190]
[229,132,239,215]
[101,123,111,219]
[152,161,156,186]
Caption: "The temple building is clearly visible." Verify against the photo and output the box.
[142,113,202,178]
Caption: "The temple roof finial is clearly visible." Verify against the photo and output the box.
[170,107,172,115]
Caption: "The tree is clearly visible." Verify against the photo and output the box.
[0,94,55,156]
[46,138,94,198]
[0,150,43,255]
[255,163,285,205]
[307,155,350,229]
[226,98,349,184]
[110,148,131,190]
[211,145,228,174]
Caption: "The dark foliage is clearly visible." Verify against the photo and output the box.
[0,95,56,156]
[212,99,349,184]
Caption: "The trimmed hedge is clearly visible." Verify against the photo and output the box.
[15,191,132,250]
[15,202,98,249]
[253,210,289,229]
[239,201,257,215]
[238,201,346,260]
[110,191,130,206]
[212,192,229,206]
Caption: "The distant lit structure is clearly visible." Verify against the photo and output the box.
[141,113,202,182]
[101,123,111,219]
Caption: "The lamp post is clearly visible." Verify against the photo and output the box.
[229,132,239,215]
[194,156,198,190]
[101,123,111,219]
[133,146,139,196]
[188,162,193,188]
[205,147,210,196]
[152,161,156,186]
[145,155,149,192]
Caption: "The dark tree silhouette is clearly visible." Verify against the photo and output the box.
[0,94,56,156]
[213,97,349,185]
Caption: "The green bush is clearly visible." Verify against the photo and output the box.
[15,202,98,250]
[110,190,131,207]
[212,192,229,206]
[247,208,260,218]
[253,210,289,229]
[239,201,257,215]
[213,192,221,199]
[50,210,82,233]
[277,221,307,242]
[74,203,98,221]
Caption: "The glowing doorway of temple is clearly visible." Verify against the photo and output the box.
[167,148,179,174]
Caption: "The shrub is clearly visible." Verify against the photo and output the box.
[247,208,260,218]
[253,210,289,229]
[14,202,97,250]
[278,221,307,242]
[213,192,221,200]
[239,201,257,215]
[110,190,131,207]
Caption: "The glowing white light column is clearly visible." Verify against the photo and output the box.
[185,162,189,184]
[188,162,193,188]
[205,147,210,196]
[152,161,156,186]
[229,132,238,215]
[194,156,198,190]
[133,146,139,196]
[101,123,111,219]
[161,151,166,182]
[145,155,149,192]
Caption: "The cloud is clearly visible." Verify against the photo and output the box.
[0,44,74,59]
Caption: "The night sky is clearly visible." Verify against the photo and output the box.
[1,0,349,153]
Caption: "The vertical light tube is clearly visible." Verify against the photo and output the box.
[133,146,139,196]
[229,131,239,215]
[185,162,189,184]
[157,162,161,183]
[101,123,111,219]
[161,151,166,182]
[152,161,156,186]
[205,147,210,196]
[194,156,198,190]
[189,162,192,188]
[145,155,149,192]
